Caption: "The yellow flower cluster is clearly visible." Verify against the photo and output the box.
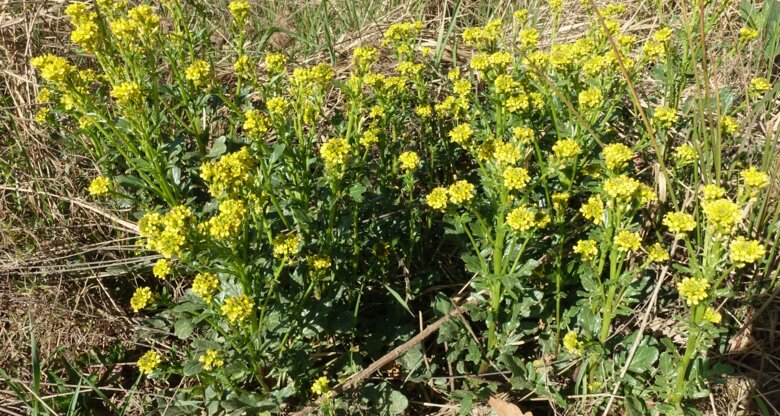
[66,3,101,52]
[426,187,449,211]
[552,138,581,161]
[272,233,302,259]
[111,81,142,106]
[265,53,287,74]
[243,109,270,137]
[192,272,220,302]
[31,54,74,83]
[221,295,254,325]
[663,212,696,236]
[673,144,697,166]
[573,240,598,260]
[563,331,583,355]
[602,143,632,171]
[750,77,771,97]
[308,255,332,274]
[383,21,423,46]
[653,106,678,128]
[614,230,641,252]
[503,167,530,191]
[703,307,722,324]
[320,137,351,169]
[153,258,172,279]
[201,147,253,197]
[507,206,535,232]
[518,28,540,51]
[728,236,766,267]
[494,142,521,165]
[580,195,605,224]
[207,199,246,240]
[720,115,739,135]
[647,243,669,263]
[353,46,378,71]
[701,184,726,201]
[131,286,153,312]
[266,96,287,118]
[234,55,254,78]
[88,176,111,196]
[462,19,502,49]
[399,151,420,171]
[228,1,250,21]
[677,277,709,306]
[199,349,224,371]
[448,180,475,204]
[139,206,194,258]
[449,123,473,147]
[137,350,161,375]
[311,376,331,396]
[512,126,534,144]
[740,167,769,190]
[186,60,211,88]
[702,198,741,234]
[578,88,603,111]
[603,175,640,201]
[739,27,759,43]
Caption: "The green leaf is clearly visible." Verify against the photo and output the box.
[388,390,408,415]
[174,317,195,339]
[349,182,367,203]
[628,345,659,373]
[207,136,227,159]
[182,359,202,377]
[383,284,413,317]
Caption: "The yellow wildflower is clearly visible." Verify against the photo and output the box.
[750,77,771,98]
[152,258,173,279]
[130,287,153,312]
[199,349,224,371]
[308,255,332,274]
[703,307,722,324]
[677,277,709,306]
[573,240,598,261]
[192,272,220,302]
[507,206,535,232]
[603,175,640,201]
[518,28,540,50]
[448,180,475,204]
[578,88,603,111]
[320,137,350,169]
[494,142,521,165]
[673,144,697,166]
[653,27,673,43]
[111,81,142,106]
[647,243,669,263]
[221,295,254,325]
[426,187,449,211]
[234,55,254,78]
[729,236,766,267]
[739,27,758,43]
[512,126,534,144]
[186,60,211,88]
[273,233,302,259]
[266,96,287,118]
[614,230,641,252]
[740,167,769,190]
[399,151,420,172]
[311,376,331,396]
[702,198,741,233]
[580,195,604,224]
[653,106,678,128]
[208,199,246,240]
[701,184,726,201]
[663,212,696,236]
[200,147,253,197]
[602,143,633,171]
[548,0,563,15]
[88,176,111,196]
[448,123,473,147]
[503,167,530,191]
[720,115,739,135]
[137,350,161,375]
[264,53,287,74]
[30,54,74,83]
[552,138,581,160]
[563,331,583,355]
[228,1,250,21]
